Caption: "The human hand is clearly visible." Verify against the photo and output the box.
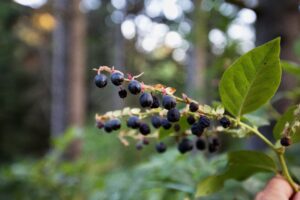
[256,176,300,200]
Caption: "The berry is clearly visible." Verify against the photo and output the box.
[94,74,107,88]
[162,95,176,110]
[104,121,113,133]
[136,142,143,150]
[110,119,121,130]
[155,142,167,153]
[191,123,204,136]
[139,123,151,135]
[111,72,124,86]
[198,116,210,128]
[118,89,127,98]
[161,118,172,129]
[151,116,161,128]
[151,95,160,108]
[96,120,104,129]
[127,116,141,129]
[143,138,150,145]
[208,143,218,153]
[174,124,181,132]
[128,80,141,95]
[178,138,193,154]
[187,115,196,125]
[167,108,180,122]
[219,117,230,128]
[196,138,206,150]
[212,137,220,146]
[139,92,153,107]
[189,102,199,112]
[280,136,291,147]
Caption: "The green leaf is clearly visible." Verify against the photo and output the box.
[219,38,281,117]
[273,105,300,143]
[195,150,276,197]
[281,60,300,77]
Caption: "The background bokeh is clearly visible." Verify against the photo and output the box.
[0,0,299,199]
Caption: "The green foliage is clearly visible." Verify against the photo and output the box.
[219,38,281,117]
[196,150,276,197]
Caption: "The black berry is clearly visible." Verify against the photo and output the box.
[198,116,210,128]
[94,74,107,88]
[118,89,127,98]
[162,95,176,110]
[151,95,160,108]
[139,92,153,108]
[178,138,193,154]
[110,119,121,130]
[219,117,230,128]
[167,108,180,122]
[139,123,151,135]
[280,136,291,147]
[111,72,124,86]
[189,102,199,112]
[208,143,218,153]
[151,116,161,128]
[127,116,141,129]
[174,124,181,132]
[196,138,206,150]
[96,120,104,129]
[187,115,196,125]
[161,118,172,129]
[191,123,204,136]
[128,80,141,95]
[156,142,167,153]
[212,137,220,146]
[104,121,113,133]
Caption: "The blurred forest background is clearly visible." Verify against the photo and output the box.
[0,0,300,199]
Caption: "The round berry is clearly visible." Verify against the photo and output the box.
[139,92,153,108]
[94,74,107,88]
[111,72,124,86]
[187,115,196,125]
[189,102,199,112]
[191,123,204,136]
[196,138,206,150]
[127,116,141,129]
[208,143,218,153]
[96,120,104,129]
[174,124,181,132]
[280,136,291,147]
[198,116,210,128]
[151,95,160,108]
[139,123,151,135]
[128,80,141,95]
[161,118,172,129]
[155,142,167,153]
[219,117,230,128]
[110,119,121,130]
[211,137,220,146]
[167,108,180,122]
[178,138,193,154]
[151,116,161,128]
[136,142,143,150]
[104,121,113,133]
[162,95,176,110]
[118,89,127,98]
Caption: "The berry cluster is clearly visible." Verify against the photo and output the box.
[94,66,231,154]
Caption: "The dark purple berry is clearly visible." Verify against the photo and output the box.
[167,108,180,122]
[191,123,204,136]
[161,118,172,129]
[162,95,176,110]
[143,138,150,145]
[187,115,196,125]
[104,121,113,133]
[151,95,160,108]
[196,138,206,150]
[212,137,220,146]
[111,119,121,130]
[127,116,141,129]
[178,138,193,154]
[94,74,107,88]
[139,92,153,107]
[189,102,199,112]
[96,120,104,129]
[136,142,143,150]
[156,142,167,153]
[139,123,151,135]
[128,80,141,95]
[198,116,210,128]
[280,137,291,147]
[173,124,181,132]
[111,72,124,86]
[118,89,127,98]
[219,117,230,128]
[151,116,161,128]
[208,143,218,153]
